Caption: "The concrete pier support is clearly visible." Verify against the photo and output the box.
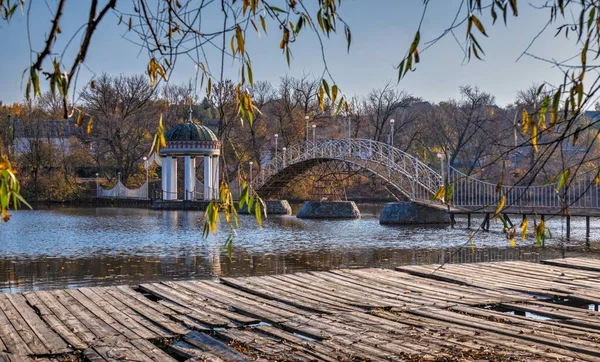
[379,201,450,225]
[240,200,292,215]
[296,201,360,219]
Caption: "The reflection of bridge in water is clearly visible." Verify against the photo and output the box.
[253,138,600,211]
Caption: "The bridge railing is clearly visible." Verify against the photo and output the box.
[448,166,600,210]
[252,138,442,203]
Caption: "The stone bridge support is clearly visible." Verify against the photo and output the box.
[379,201,450,225]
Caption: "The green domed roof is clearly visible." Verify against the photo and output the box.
[165,122,218,142]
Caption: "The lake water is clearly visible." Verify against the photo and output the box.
[0,204,598,293]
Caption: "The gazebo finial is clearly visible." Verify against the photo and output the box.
[187,105,193,123]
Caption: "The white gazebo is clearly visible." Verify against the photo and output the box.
[161,120,221,201]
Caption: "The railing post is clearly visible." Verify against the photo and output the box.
[414,157,419,200]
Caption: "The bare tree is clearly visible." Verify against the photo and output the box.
[363,82,418,143]
[80,74,159,183]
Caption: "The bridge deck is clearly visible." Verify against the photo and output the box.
[2,258,600,360]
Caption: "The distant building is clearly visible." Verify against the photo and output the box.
[13,118,80,155]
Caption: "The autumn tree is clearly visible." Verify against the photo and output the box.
[79,74,159,184]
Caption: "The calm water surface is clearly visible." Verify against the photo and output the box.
[0,204,598,293]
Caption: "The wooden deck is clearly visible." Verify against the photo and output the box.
[1,258,600,361]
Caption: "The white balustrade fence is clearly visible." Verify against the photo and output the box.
[97,181,148,199]
[447,166,600,210]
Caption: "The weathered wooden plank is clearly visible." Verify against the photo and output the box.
[183,280,314,319]
[146,281,295,324]
[128,338,178,361]
[22,292,87,349]
[0,308,33,355]
[64,289,141,340]
[3,294,69,354]
[220,276,358,313]
[543,257,600,272]
[410,307,600,359]
[81,347,107,362]
[183,331,253,361]
[168,340,226,361]
[51,289,120,340]
[0,294,49,355]
[373,310,589,361]
[216,328,319,361]
[83,287,186,336]
[75,287,158,340]
[254,325,348,362]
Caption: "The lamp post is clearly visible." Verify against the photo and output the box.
[143,157,149,184]
[347,117,351,139]
[312,124,316,156]
[274,133,278,170]
[282,147,287,167]
[437,152,444,189]
[95,173,99,197]
[143,156,149,199]
[389,119,395,148]
[305,115,309,152]
[249,161,253,197]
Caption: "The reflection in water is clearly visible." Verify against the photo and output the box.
[0,206,598,293]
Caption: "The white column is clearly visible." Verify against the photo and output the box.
[184,155,193,201]
[190,157,196,200]
[204,155,212,200]
[169,157,178,200]
[161,156,168,200]
[212,156,220,200]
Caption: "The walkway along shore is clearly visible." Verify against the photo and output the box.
[2,258,600,361]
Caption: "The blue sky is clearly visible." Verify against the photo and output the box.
[0,0,576,106]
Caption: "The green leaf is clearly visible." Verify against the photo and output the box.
[409,31,420,54]
[331,84,338,105]
[322,79,330,98]
[254,197,262,228]
[225,234,233,260]
[557,168,571,190]
[345,26,352,53]
[573,126,581,146]
[295,16,304,34]
[246,60,253,86]
[238,181,248,209]
[268,5,286,13]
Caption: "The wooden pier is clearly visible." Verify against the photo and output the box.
[1,258,600,361]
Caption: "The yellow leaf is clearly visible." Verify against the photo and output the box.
[493,194,505,218]
[76,111,83,127]
[318,85,325,111]
[520,216,528,240]
[521,108,529,134]
[86,117,94,134]
[531,124,538,152]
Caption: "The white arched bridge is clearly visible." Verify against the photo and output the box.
[251,138,600,212]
